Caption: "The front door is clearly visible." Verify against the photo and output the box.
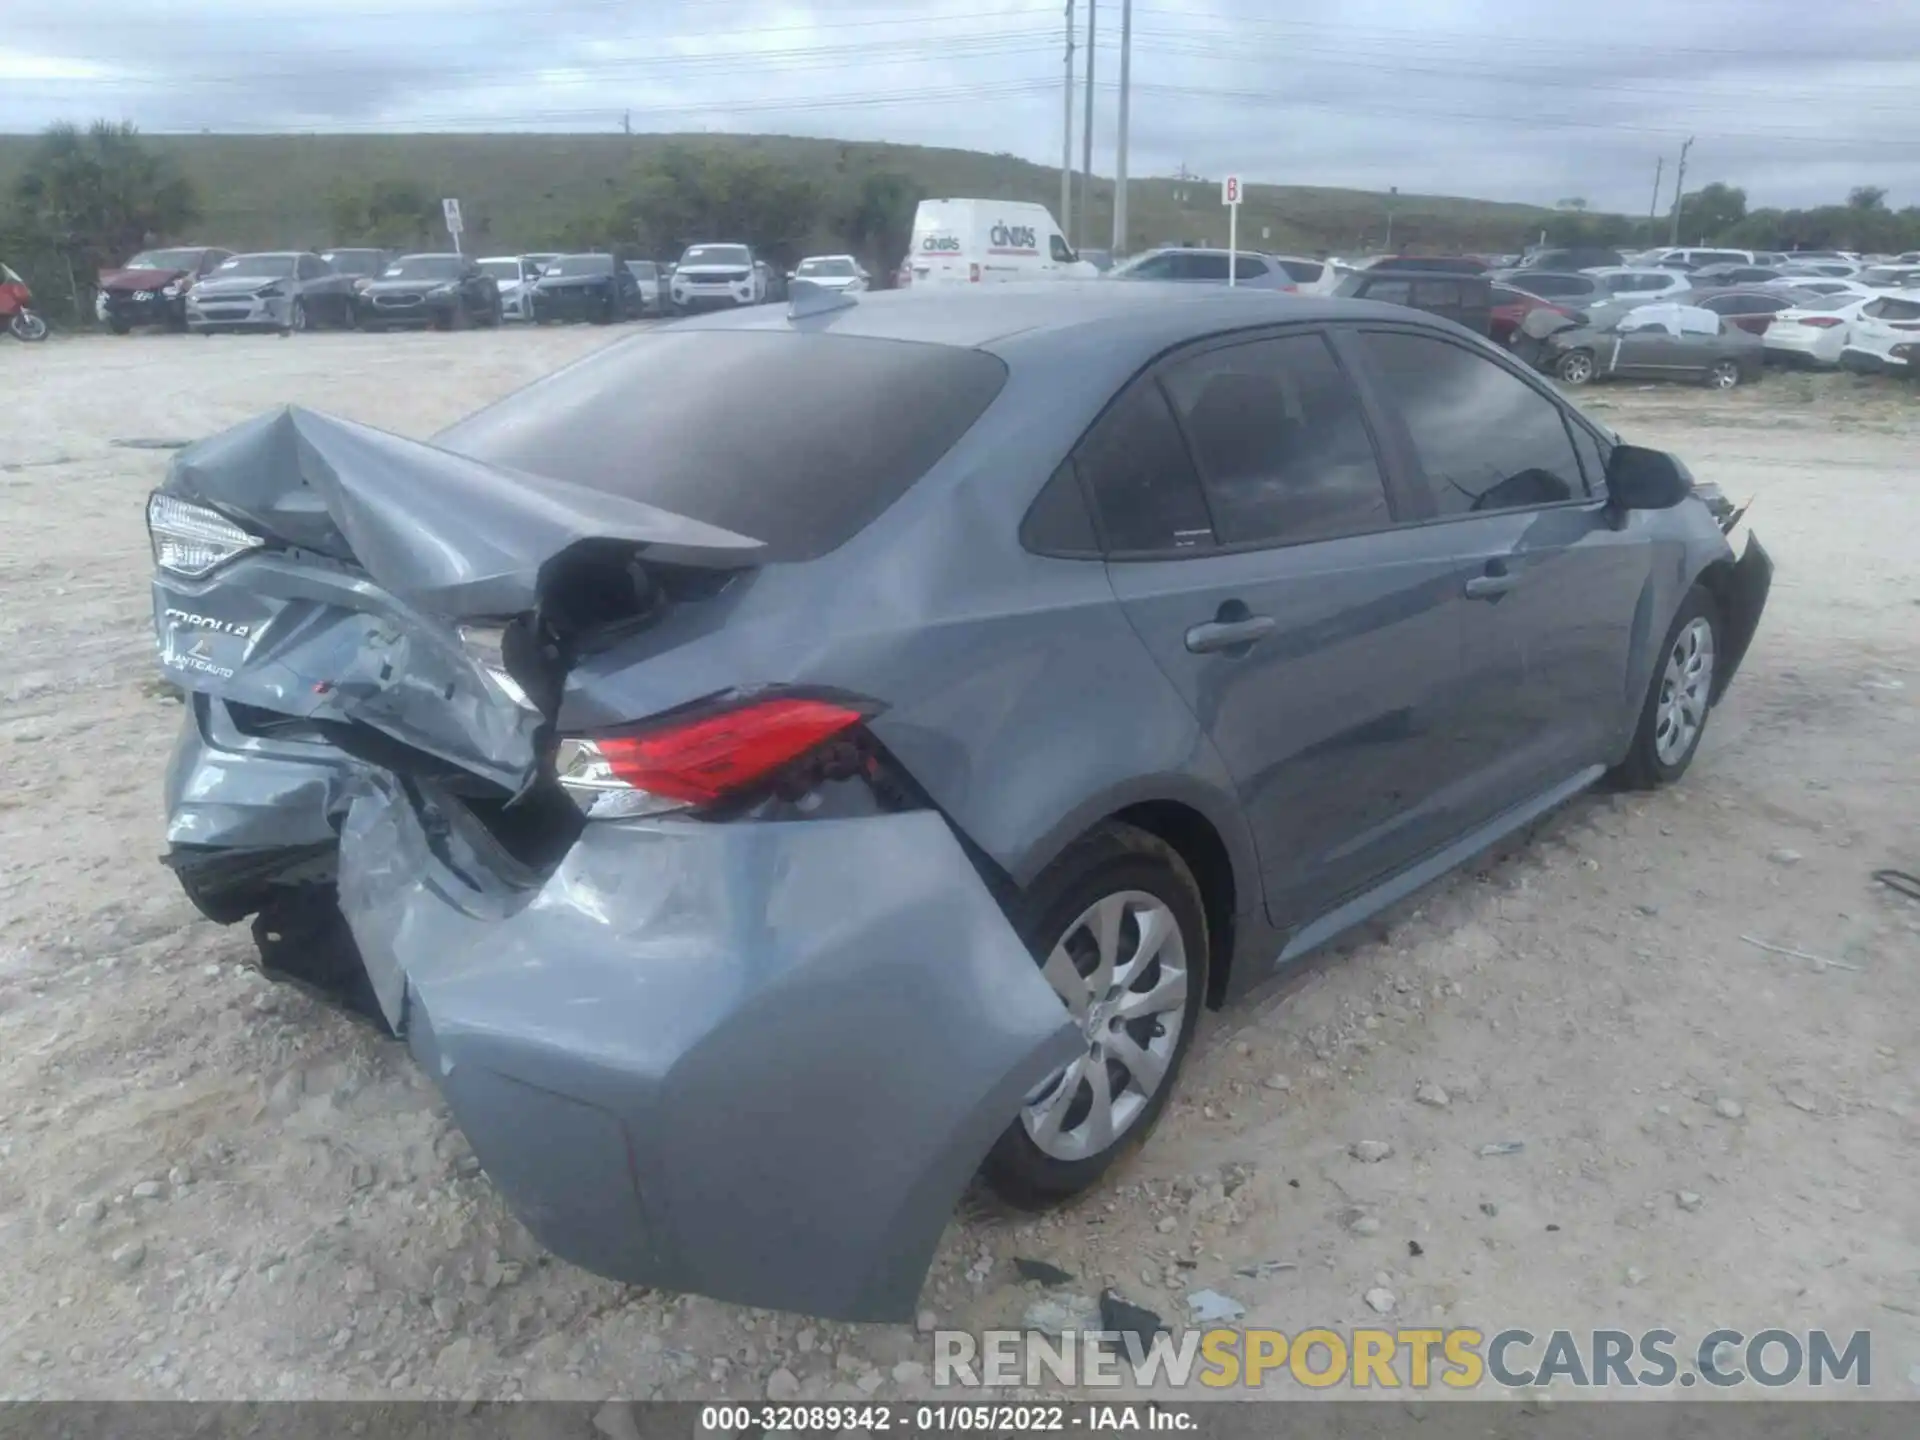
[1344,326,1653,809]
[1080,327,1475,929]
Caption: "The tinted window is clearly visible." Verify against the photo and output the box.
[1491,285,1528,305]
[1116,252,1178,280]
[1020,461,1099,557]
[1179,253,1232,282]
[1050,235,1075,263]
[384,255,463,280]
[1277,259,1324,283]
[1073,382,1215,554]
[436,333,1008,563]
[1357,331,1584,516]
[1514,273,1591,298]
[296,255,324,279]
[1364,279,1412,306]
[1567,422,1608,494]
[1233,256,1269,280]
[1161,334,1390,546]
[1412,279,1463,308]
[551,254,615,276]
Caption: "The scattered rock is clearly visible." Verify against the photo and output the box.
[1022,1293,1101,1337]
[1625,1266,1647,1287]
[1713,1098,1745,1120]
[1100,1288,1167,1349]
[591,1402,643,1440]
[1767,848,1803,867]
[167,1166,192,1187]
[1350,1140,1393,1163]
[891,1361,927,1386]
[1787,1092,1819,1114]
[1155,1217,1178,1234]
[855,1370,886,1396]
[1414,1082,1450,1109]
[1186,1289,1246,1322]
[1346,1212,1382,1237]
[1263,1075,1292,1092]
[1014,1257,1075,1287]
[130,1181,164,1201]
[1219,1162,1253,1195]
[1407,1241,1424,1257]
[765,1367,802,1402]
[1478,1141,1525,1157]
[110,1242,145,1273]
[431,1297,459,1329]
[1364,1287,1397,1315]
[1635,903,1661,917]
[915,1309,937,1334]
[1478,1203,1498,1218]
[1676,1191,1704,1212]
[72,1200,104,1226]
[1233,1259,1297,1280]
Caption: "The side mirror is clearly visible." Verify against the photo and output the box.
[1605,444,1691,511]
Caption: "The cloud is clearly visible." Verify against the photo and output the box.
[5,0,1918,209]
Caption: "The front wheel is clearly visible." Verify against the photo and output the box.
[1707,359,1741,390]
[9,311,49,342]
[1612,586,1722,790]
[282,299,307,336]
[980,822,1208,1209]
[1557,350,1596,385]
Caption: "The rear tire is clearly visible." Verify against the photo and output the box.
[109,316,132,336]
[1707,359,1741,390]
[980,823,1209,1209]
[1557,350,1596,385]
[1612,586,1722,790]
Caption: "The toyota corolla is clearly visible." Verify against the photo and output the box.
[148,283,1769,1322]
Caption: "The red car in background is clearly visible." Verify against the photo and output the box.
[1490,282,1580,347]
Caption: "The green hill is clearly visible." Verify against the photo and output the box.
[0,130,1558,260]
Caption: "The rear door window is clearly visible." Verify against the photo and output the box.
[1073,381,1216,554]
[1354,330,1587,516]
[1233,255,1270,281]
[1277,259,1325,284]
[435,332,1009,562]
[1364,279,1413,306]
[1160,333,1391,546]
[1411,279,1463,309]
[1178,253,1232,282]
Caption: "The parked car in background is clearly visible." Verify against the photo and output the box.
[1776,277,1871,301]
[98,246,233,333]
[1780,260,1860,279]
[1691,264,1789,288]
[531,253,642,324]
[1529,302,1762,388]
[319,249,392,294]
[1109,248,1299,290]
[1368,255,1486,274]
[755,260,786,305]
[1497,270,1607,307]
[623,260,667,313]
[1582,267,1694,305]
[1858,265,1920,290]
[479,256,545,321]
[355,253,501,330]
[1647,247,1754,271]
[1839,291,1920,376]
[1524,246,1625,272]
[1489,283,1581,346]
[1691,289,1799,335]
[146,282,1769,1322]
[907,198,1097,285]
[1268,255,1340,295]
[790,255,871,293]
[670,243,766,310]
[1334,269,1492,336]
[1763,295,1877,369]
[186,251,357,334]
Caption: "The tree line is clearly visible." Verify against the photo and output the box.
[1542,181,1920,254]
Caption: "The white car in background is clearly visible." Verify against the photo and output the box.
[1582,266,1695,302]
[1268,255,1341,294]
[478,256,546,321]
[1762,294,1877,368]
[1839,290,1920,376]
[1776,278,1872,302]
[789,254,871,292]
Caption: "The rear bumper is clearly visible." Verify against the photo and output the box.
[1839,347,1901,375]
[1762,330,1840,365]
[331,779,1080,1321]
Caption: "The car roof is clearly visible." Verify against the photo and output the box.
[670,281,1439,355]
[230,250,307,260]
[1582,266,1681,278]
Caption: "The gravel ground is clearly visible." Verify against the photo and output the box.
[2,328,1917,1402]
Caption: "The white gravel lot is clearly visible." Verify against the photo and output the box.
[1,327,1916,1403]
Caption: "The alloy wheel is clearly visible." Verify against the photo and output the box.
[1709,361,1739,390]
[1558,352,1594,384]
[1022,890,1190,1162]
[1654,618,1715,766]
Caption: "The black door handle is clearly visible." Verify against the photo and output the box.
[1185,616,1276,653]
[1464,573,1518,599]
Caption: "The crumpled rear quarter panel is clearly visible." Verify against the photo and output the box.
[337,778,1083,1321]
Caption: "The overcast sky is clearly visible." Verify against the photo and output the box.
[4,0,1918,211]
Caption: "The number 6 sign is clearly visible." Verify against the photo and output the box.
[1222,175,1242,206]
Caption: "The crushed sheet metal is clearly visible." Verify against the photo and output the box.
[160,405,765,619]
[337,776,1085,1320]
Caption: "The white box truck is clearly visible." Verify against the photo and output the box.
[906,199,1100,286]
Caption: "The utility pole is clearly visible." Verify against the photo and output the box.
[1061,0,1074,236]
[622,110,631,136]
[1668,136,1693,245]
[1384,185,1397,252]
[1646,156,1663,244]
[1078,0,1096,251]
[1112,0,1132,257]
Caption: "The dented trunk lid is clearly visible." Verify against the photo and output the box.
[151,405,764,795]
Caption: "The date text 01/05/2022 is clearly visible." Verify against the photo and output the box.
[697,1403,1199,1432]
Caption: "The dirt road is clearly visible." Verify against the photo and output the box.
[2,330,1916,1402]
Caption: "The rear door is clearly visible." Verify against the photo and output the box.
[1345,325,1651,812]
[1087,327,1478,928]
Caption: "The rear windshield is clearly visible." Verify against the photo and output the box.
[322,250,386,275]
[215,254,297,278]
[127,249,204,271]
[436,332,1009,562]
[383,255,463,280]
[550,254,614,276]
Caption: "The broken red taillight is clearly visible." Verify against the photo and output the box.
[556,696,872,819]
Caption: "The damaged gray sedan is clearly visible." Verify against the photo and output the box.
[148,284,1771,1322]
